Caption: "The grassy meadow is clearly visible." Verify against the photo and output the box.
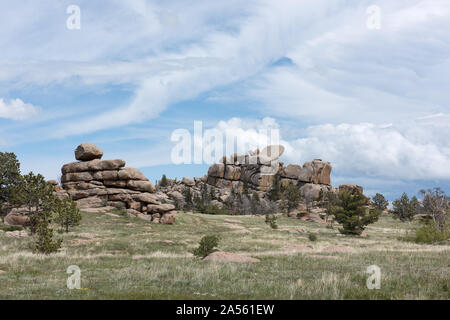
[0,210,449,300]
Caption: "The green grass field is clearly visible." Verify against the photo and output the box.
[0,210,448,300]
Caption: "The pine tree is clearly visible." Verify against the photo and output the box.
[53,197,82,233]
[269,173,282,201]
[160,174,168,188]
[283,183,302,213]
[392,193,419,222]
[0,152,22,210]
[243,181,250,197]
[182,187,193,210]
[31,220,62,254]
[372,193,389,211]
[331,191,381,235]
[11,172,56,233]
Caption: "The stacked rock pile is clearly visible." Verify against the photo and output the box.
[60,143,176,224]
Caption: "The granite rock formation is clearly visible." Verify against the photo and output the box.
[60,143,176,224]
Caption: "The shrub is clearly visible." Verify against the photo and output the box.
[191,235,220,259]
[0,224,23,232]
[30,220,62,254]
[203,205,231,215]
[265,214,278,229]
[308,233,318,242]
[372,193,389,211]
[402,222,450,244]
[330,191,381,235]
[53,197,82,232]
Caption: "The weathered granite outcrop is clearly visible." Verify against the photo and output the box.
[158,145,365,214]
[59,143,176,224]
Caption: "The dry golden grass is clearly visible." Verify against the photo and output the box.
[0,210,448,299]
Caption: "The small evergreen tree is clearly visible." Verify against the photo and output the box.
[372,193,389,211]
[283,183,302,213]
[182,187,193,210]
[11,172,56,233]
[265,214,278,229]
[191,235,220,259]
[209,187,216,201]
[392,193,419,222]
[159,174,168,188]
[243,181,250,197]
[31,220,62,254]
[268,173,282,201]
[0,152,22,212]
[331,191,381,235]
[194,194,206,213]
[53,197,82,233]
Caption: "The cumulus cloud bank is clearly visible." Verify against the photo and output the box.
[205,117,450,181]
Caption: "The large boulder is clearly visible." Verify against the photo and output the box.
[75,143,103,161]
[181,177,195,186]
[92,170,119,181]
[160,212,177,225]
[339,184,363,195]
[4,209,29,226]
[311,159,332,185]
[168,191,184,202]
[62,159,125,174]
[133,193,161,205]
[146,204,175,214]
[61,172,94,183]
[76,197,105,209]
[127,180,155,193]
[224,166,241,180]
[300,183,329,201]
[208,163,225,178]
[298,162,314,183]
[281,164,302,179]
[118,168,148,181]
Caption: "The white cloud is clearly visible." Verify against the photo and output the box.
[201,117,450,181]
[290,122,450,180]
[0,98,40,120]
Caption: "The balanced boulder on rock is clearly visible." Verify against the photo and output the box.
[75,142,104,161]
[60,143,175,224]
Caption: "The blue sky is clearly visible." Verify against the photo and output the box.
[0,0,449,201]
